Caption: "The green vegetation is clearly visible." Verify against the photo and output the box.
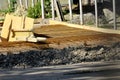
[0,0,52,19]
[27,2,41,18]
[0,0,17,14]
[0,19,4,21]
[27,0,51,18]
[44,0,52,18]
[9,0,17,12]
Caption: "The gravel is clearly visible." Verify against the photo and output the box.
[0,42,120,69]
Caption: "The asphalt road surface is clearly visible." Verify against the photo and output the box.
[0,61,120,80]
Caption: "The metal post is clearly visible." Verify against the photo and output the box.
[79,0,83,25]
[8,0,11,7]
[68,0,73,20]
[54,0,65,21]
[113,0,117,30]
[25,0,28,9]
[32,0,34,7]
[51,0,55,20]
[41,0,45,19]
[95,0,98,27]
[19,0,23,6]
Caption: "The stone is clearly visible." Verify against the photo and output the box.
[73,0,95,6]
[103,8,113,23]
[97,48,104,55]
[84,13,95,25]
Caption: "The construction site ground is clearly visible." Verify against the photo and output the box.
[0,24,120,80]
[0,24,120,52]
[0,24,120,68]
[33,24,120,48]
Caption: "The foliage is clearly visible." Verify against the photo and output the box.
[27,2,41,18]
[9,0,17,13]
[0,19,4,21]
[0,9,9,14]
[44,0,52,18]
[27,0,51,18]
[0,0,17,14]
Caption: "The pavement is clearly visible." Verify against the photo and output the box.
[0,61,120,80]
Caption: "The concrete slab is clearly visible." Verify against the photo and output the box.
[49,20,120,34]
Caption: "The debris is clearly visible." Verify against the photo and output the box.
[0,42,120,69]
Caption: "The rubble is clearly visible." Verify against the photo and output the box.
[0,42,120,69]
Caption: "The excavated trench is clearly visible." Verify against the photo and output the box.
[0,25,120,69]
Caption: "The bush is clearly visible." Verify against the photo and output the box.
[27,0,51,18]
[0,0,17,14]
[44,0,52,18]
[27,2,41,18]
[9,0,17,13]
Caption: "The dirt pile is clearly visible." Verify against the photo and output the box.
[0,24,120,69]
[0,42,120,69]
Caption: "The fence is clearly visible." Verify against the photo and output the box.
[0,0,119,30]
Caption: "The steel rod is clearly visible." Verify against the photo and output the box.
[51,0,55,20]
[95,0,98,27]
[79,0,83,25]
[19,0,23,6]
[32,0,34,7]
[68,0,73,20]
[25,0,28,9]
[8,0,11,7]
[113,0,117,30]
[41,0,45,19]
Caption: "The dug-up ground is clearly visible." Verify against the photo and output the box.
[0,24,120,69]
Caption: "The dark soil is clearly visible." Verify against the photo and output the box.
[0,42,120,69]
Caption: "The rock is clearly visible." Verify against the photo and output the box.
[102,0,120,24]
[73,0,95,6]
[97,48,104,55]
[103,8,113,23]
[51,59,62,64]
[12,52,20,54]
[65,13,95,25]
[83,13,95,25]
[72,49,87,56]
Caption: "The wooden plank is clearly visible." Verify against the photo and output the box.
[24,17,34,30]
[0,14,12,40]
[8,15,23,41]
[9,16,34,42]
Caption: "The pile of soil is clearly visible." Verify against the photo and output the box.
[0,25,120,69]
